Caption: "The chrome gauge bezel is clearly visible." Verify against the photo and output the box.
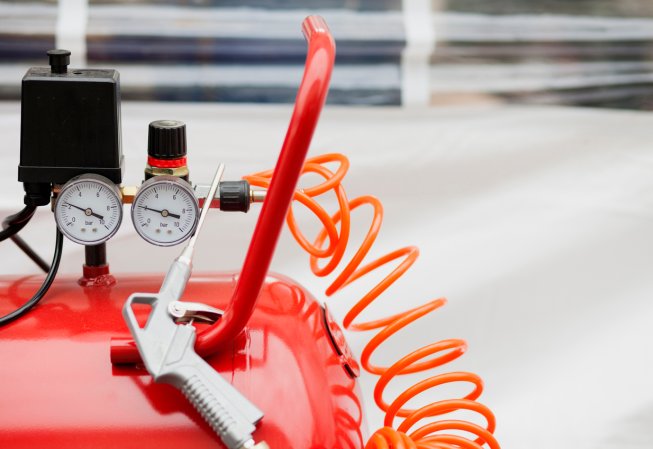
[54,174,123,245]
[131,176,199,247]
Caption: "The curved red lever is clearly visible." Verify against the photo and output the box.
[111,15,335,363]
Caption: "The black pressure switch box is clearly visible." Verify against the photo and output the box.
[18,50,124,186]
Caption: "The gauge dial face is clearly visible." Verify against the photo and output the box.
[131,176,199,246]
[54,174,123,245]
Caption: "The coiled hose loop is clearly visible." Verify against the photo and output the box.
[245,153,500,449]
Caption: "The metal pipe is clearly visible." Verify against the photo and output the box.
[195,16,335,355]
[110,15,335,363]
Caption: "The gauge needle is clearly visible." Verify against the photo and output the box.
[139,205,181,219]
[64,202,104,220]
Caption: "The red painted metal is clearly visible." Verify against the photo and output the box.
[147,155,187,168]
[0,272,365,448]
[111,15,336,363]
[197,15,335,356]
[78,264,116,287]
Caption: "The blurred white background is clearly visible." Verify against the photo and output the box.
[3,1,653,448]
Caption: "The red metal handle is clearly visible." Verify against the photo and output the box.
[111,15,335,363]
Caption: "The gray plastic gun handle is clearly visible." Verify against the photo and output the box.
[123,259,264,448]
[156,325,262,448]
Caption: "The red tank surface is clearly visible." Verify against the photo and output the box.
[0,272,366,449]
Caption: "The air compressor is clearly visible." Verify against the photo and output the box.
[0,16,500,449]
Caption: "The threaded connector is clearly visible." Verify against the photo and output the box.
[219,181,251,212]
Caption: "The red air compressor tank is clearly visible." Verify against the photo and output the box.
[0,273,365,448]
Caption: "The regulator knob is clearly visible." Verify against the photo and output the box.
[148,120,187,160]
[146,120,189,180]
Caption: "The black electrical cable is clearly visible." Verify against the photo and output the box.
[0,228,63,327]
[1,205,50,273]
[0,205,36,242]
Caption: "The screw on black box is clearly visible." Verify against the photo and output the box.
[47,49,70,74]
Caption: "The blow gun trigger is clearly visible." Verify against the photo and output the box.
[168,300,223,324]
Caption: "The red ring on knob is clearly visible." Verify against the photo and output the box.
[147,156,187,168]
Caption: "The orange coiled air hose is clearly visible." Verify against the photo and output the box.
[245,153,500,449]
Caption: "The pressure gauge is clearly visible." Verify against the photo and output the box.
[54,174,123,245]
[131,176,199,246]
